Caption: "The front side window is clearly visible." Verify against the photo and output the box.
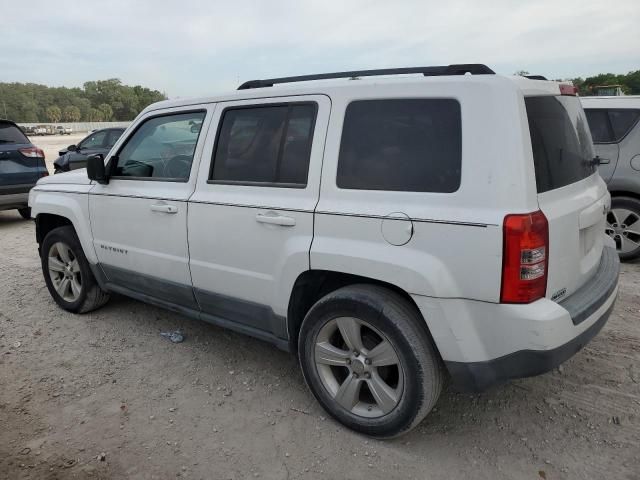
[336,99,462,193]
[80,131,107,149]
[211,103,317,187]
[113,111,205,180]
[105,129,124,148]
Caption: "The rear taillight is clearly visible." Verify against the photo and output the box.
[19,147,45,159]
[500,210,549,303]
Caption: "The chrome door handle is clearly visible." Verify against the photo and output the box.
[150,203,178,214]
[255,212,296,226]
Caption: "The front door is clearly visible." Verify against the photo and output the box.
[188,96,330,339]
[89,106,212,309]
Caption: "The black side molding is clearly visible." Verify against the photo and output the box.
[238,64,495,90]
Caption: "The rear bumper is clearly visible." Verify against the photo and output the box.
[0,185,32,209]
[413,246,620,392]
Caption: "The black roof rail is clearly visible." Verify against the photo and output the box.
[237,64,495,90]
[523,75,548,80]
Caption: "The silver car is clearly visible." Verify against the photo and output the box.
[583,96,640,260]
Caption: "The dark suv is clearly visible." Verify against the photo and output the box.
[0,120,48,218]
[53,128,125,173]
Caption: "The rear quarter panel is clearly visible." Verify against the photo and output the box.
[312,77,537,302]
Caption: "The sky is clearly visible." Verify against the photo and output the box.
[2,0,639,98]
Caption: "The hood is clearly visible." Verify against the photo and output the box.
[37,168,92,186]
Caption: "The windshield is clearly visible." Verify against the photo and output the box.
[525,95,596,193]
[0,123,29,144]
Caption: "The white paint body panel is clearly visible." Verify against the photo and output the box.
[29,185,97,262]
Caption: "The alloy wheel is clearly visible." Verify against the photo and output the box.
[48,242,82,302]
[313,317,404,418]
[606,208,640,254]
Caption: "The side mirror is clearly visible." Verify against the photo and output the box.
[67,144,77,152]
[87,154,108,184]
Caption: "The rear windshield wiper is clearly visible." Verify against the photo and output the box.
[0,140,16,144]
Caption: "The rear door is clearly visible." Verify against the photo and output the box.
[188,95,329,338]
[0,122,40,188]
[525,94,609,301]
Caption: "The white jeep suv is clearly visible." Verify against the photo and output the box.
[29,65,619,438]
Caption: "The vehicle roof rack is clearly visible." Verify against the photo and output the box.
[237,64,495,90]
[523,75,548,80]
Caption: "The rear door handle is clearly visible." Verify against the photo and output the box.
[150,203,178,214]
[256,212,295,226]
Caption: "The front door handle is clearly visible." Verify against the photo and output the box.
[150,203,178,214]
[256,212,295,226]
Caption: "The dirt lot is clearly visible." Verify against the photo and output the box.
[1,143,639,479]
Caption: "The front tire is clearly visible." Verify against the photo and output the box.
[41,226,110,313]
[298,284,443,438]
[606,196,640,261]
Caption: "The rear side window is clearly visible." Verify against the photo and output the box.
[525,96,595,194]
[336,99,461,193]
[609,109,640,140]
[211,103,317,187]
[584,108,640,143]
[0,123,29,144]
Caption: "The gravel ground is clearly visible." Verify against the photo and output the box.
[1,202,639,478]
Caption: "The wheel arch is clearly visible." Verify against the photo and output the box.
[32,191,97,263]
[286,270,440,357]
[609,190,640,202]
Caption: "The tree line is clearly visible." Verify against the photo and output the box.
[0,79,167,123]
[515,69,640,95]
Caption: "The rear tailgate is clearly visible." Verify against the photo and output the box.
[525,94,609,301]
[0,123,41,188]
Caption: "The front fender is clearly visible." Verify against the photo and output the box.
[29,186,97,263]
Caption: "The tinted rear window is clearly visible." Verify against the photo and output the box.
[609,109,640,140]
[337,99,461,192]
[0,123,29,144]
[525,96,595,193]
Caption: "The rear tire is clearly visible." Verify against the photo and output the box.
[41,226,110,313]
[298,284,443,438]
[607,196,640,261]
[18,207,31,219]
